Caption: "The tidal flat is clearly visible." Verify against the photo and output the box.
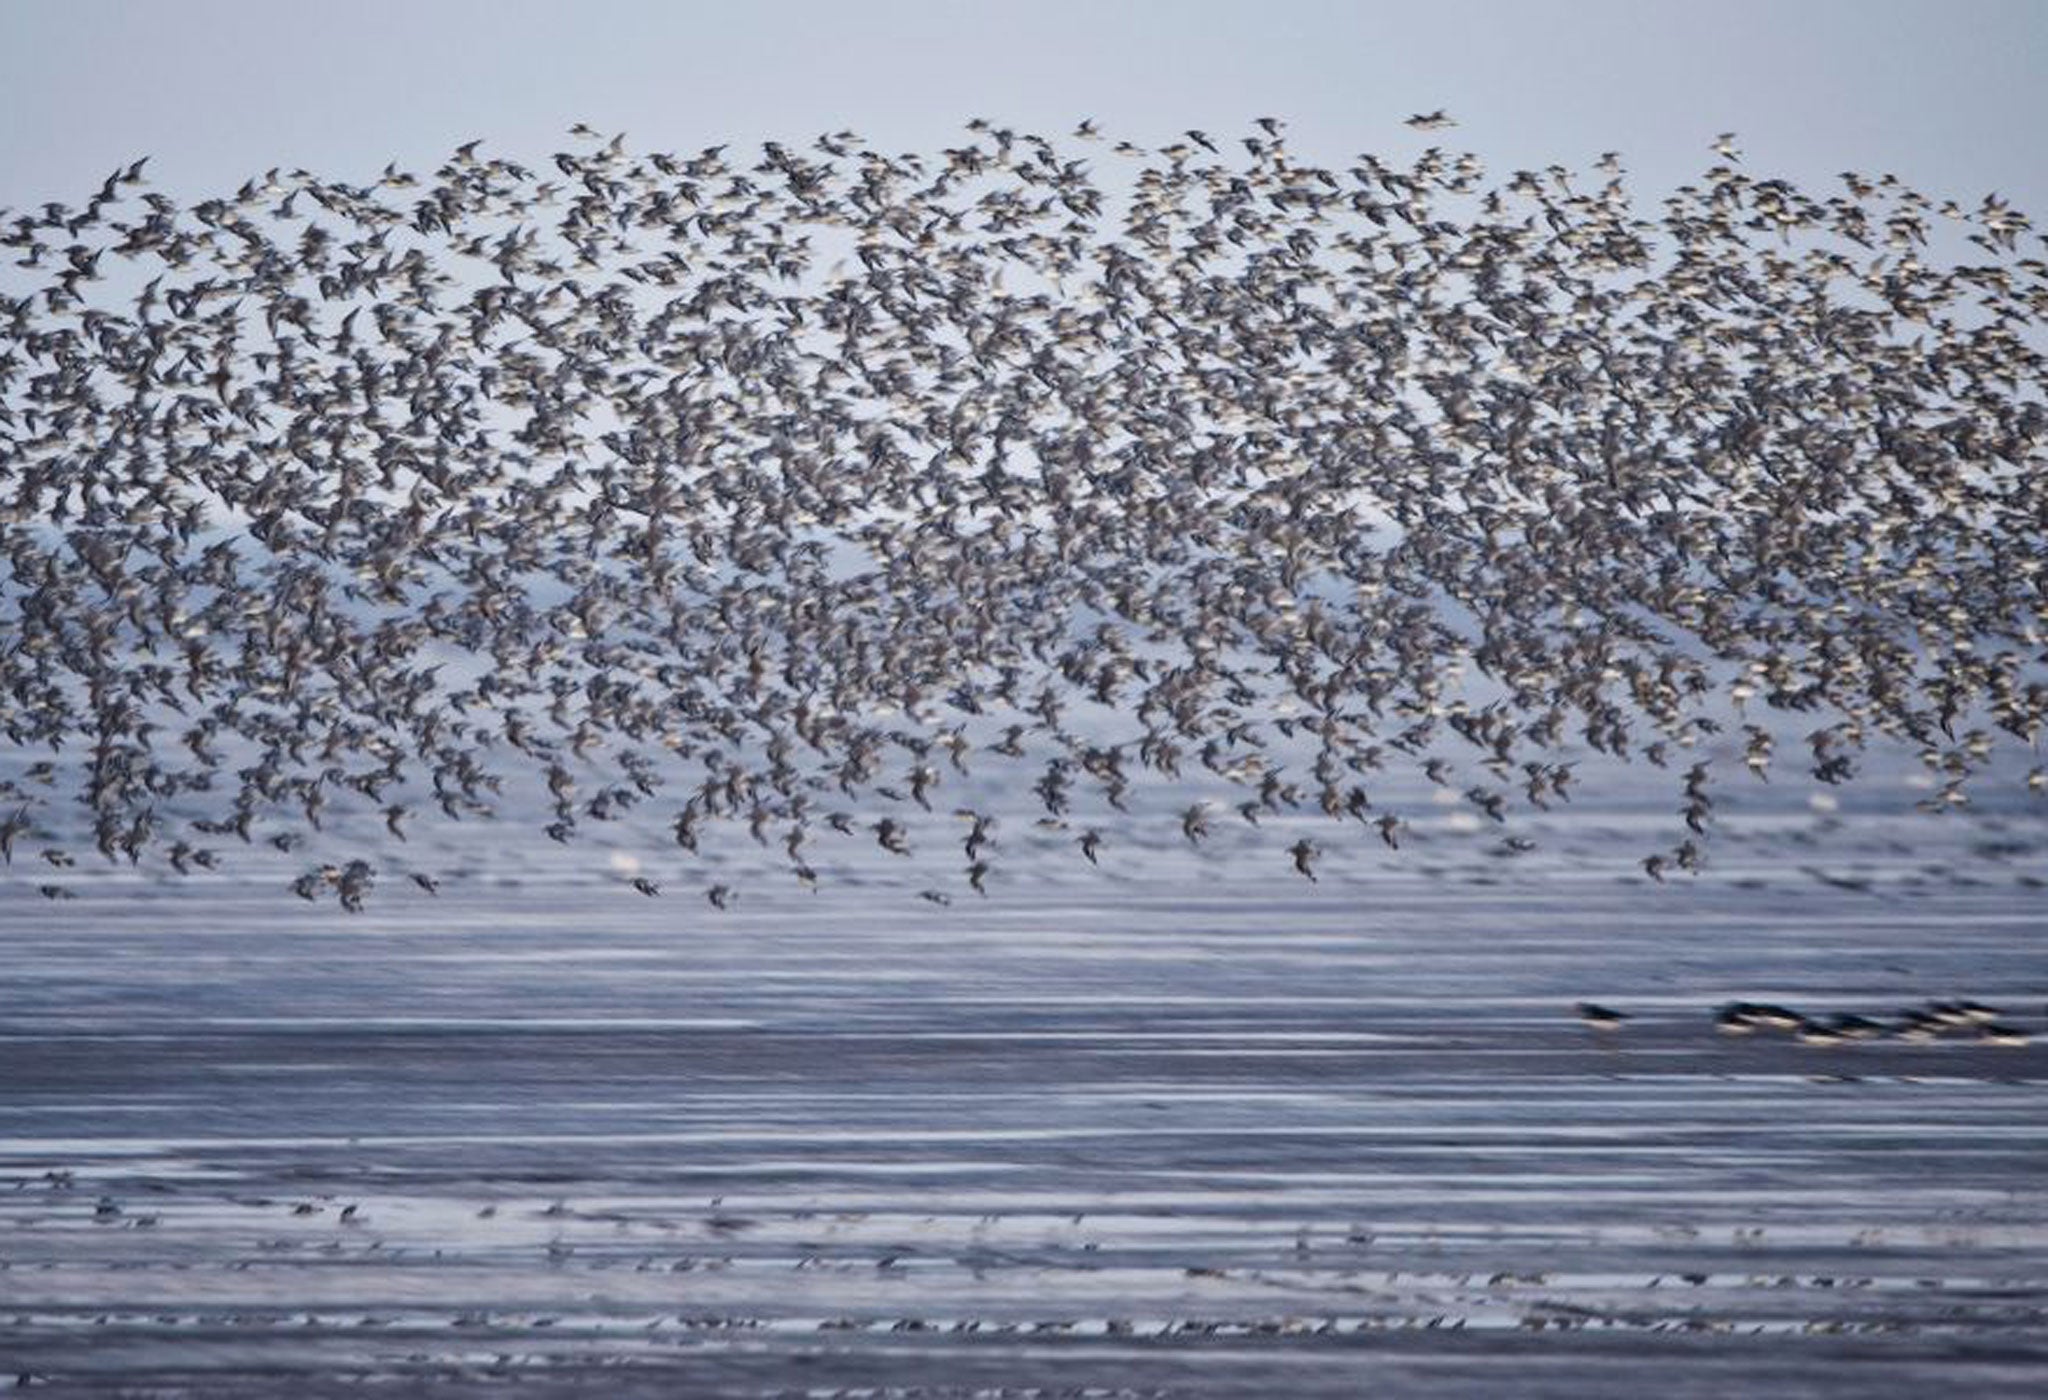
[3,803,2045,1397]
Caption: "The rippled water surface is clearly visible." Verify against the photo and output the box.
[3,804,2046,1396]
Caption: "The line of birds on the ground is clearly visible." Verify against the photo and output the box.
[1,115,2045,906]
[1576,998,2031,1045]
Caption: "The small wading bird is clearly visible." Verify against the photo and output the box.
[1577,1002,1629,1032]
[0,116,2041,909]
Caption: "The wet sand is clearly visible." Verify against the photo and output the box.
[4,813,2046,1396]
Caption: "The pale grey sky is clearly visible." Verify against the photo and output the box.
[2,0,2044,213]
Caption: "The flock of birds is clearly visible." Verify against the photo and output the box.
[1577,997,2031,1046]
[1,116,2045,907]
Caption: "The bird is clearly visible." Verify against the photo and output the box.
[1406,110,1456,130]
[1714,1003,1759,1036]
[958,809,995,860]
[1747,1005,1805,1033]
[1794,1019,1847,1048]
[0,806,29,864]
[1576,1002,1628,1032]
[1288,838,1319,882]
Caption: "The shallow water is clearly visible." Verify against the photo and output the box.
[3,804,2046,1396]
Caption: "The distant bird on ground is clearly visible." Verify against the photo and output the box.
[1714,1003,1759,1035]
[1576,1002,1628,1032]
